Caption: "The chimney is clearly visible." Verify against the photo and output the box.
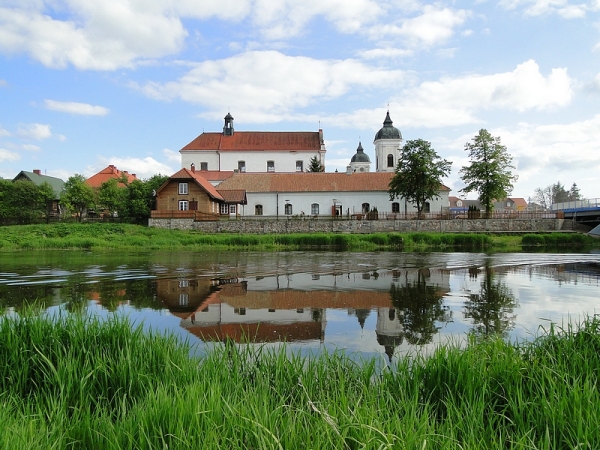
[33,169,41,175]
[346,165,352,175]
[190,163,195,173]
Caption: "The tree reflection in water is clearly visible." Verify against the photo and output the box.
[463,263,518,339]
[389,269,452,345]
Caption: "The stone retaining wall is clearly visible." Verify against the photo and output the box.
[149,217,564,233]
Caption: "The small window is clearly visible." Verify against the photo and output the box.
[359,167,365,172]
[220,204,228,215]
[200,162,208,171]
[255,204,263,215]
[238,161,246,172]
[424,202,431,213]
[267,161,275,172]
[362,203,370,214]
[178,200,188,210]
[285,203,292,215]
[229,204,236,214]
[387,154,394,167]
[178,280,189,288]
[457,200,463,207]
[311,203,319,215]
[178,183,188,194]
[296,160,303,172]
[179,293,189,306]
[392,202,400,213]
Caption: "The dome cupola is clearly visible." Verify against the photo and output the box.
[374,111,402,141]
[351,141,371,163]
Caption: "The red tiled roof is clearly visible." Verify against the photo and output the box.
[181,131,323,152]
[85,165,138,188]
[216,172,451,193]
[193,170,234,182]
[218,189,247,204]
[158,168,224,201]
[508,198,528,208]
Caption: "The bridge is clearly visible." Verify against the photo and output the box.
[551,198,600,229]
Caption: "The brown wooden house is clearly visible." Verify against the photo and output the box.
[152,166,246,220]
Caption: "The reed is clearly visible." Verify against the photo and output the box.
[1,313,600,449]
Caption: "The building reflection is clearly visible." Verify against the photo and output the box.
[154,268,452,358]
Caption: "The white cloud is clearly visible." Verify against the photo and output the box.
[95,156,175,179]
[0,148,20,163]
[20,144,41,152]
[372,6,471,48]
[499,0,589,18]
[16,123,52,140]
[44,99,109,115]
[0,125,10,137]
[138,51,407,122]
[358,47,414,59]
[163,148,181,163]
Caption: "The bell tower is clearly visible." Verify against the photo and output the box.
[223,112,234,136]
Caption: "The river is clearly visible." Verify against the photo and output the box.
[1,250,599,361]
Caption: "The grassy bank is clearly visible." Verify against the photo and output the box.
[0,223,597,251]
[1,313,600,449]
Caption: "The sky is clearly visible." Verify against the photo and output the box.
[1,0,600,201]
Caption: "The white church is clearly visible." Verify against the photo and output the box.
[165,112,450,218]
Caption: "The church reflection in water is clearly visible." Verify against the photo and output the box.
[154,268,452,359]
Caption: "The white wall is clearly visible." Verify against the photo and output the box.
[181,150,322,173]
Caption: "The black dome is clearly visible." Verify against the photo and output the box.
[374,111,402,141]
[350,142,370,163]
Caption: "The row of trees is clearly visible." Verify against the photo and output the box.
[61,174,169,224]
[0,179,56,223]
[0,174,168,224]
[533,181,582,209]
[388,129,518,217]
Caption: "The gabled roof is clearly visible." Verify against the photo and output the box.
[216,172,451,194]
[158,168,224,201]
[508,197,528,209]
[181,131,323,152]
[12,170,65,198]
[85,165,138,188]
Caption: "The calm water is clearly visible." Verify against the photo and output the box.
[1,250,599,361]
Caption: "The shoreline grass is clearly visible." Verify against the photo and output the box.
[1,313,600,449]
[0,223,597,252]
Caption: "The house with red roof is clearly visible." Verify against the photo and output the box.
[180,113,326,174]
[85,165,138,188]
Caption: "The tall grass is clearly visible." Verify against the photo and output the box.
[2,313,600,449]
[0,223,597,252]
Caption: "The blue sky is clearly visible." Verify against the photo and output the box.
[1,0,600,201]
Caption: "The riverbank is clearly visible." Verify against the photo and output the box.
[0,223,597,252]
[1,313,599,449]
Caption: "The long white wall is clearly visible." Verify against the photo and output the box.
[181,150,322,173]
[240,191,450,217]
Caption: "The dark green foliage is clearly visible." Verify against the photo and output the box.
[389,139,451,218]
[307,156,325,172]
[522,233,593,247]
[460,129,518,216]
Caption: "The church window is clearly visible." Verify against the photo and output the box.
[267,161,275,172]
[311,203,319,215]
[362,203,370,214]
[424,202,431,213]
[255,204,263,215]
[387,154,394,167]
[392,202,400,213]
[285,203,292,215]
[238,161,246,172]
[296,161,303,172]
[200,162,208,171]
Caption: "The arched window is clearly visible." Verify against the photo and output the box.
[285,203,292,215]
[362,203,370,214]
[392,202,400,213]
[311,203,319,215]
[255,204,263,215]
[387,154,394,167]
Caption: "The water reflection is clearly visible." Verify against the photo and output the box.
[0,251,599,360]
[463,263,518,339]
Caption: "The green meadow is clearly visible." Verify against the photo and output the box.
[0,222,596,251]
[1,313,600,449]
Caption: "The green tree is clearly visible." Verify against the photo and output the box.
[62,174,96,222]
[98,178,127,218]
[307,156,324,172]
[459,129,517,216]
[121,175,168,224]
[533,181,583,209]
[388,139,451,218]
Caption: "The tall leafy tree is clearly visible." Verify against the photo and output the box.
[533,181,583,209]
[307,156,324,172]
[98,178,127,217]
[459,129,517,216]
[62,174,96,222]
[388,139,451,218]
